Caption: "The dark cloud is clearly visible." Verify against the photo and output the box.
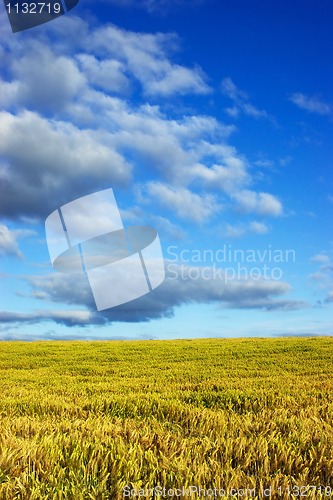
[0,262,307,328]
[0,111,131,219]
[0,309,107,327]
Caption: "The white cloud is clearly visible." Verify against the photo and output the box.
[0,19,283,225]
[1,23,210,109]
[310,253,330,264]
[242,103,268,119]
[76,54,129,93]
[224,224,246,239]
[289,93,331,115]
[191,162,248,191]
[0,225,23,258]
[249,221,269,234]
[0,79,21,108]
[143,182,221,222]
[254,159,274,168]
[223,221,269,239]
[120,206,186,240]
[69,93,237,185]
[221,77,270,119]
[149,215,186,240]
[8,45,85,113]
[89,24,211,97]
[0,225,36,258]
[146,64,209,96]
[221,77,247,101]
[233,190,283,216]
[225,106,240,118]
[309,253,333,306]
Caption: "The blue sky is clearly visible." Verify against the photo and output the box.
[0,0,332,340]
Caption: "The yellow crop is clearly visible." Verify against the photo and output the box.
[0,337,332,499]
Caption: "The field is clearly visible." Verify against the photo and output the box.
[0,337,333,499]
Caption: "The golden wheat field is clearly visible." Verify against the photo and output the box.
[0,337,333,499]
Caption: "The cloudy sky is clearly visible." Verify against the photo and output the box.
[0,0,332,340]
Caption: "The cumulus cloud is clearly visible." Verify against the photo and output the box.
[76,54,129,93]
[232,190,283,216]
[143,182,221,222]
[89,24,211,97]
[9,45,85,113]
[0,97,273,220]
[0,8,309,336]
[0,110,131,218]
[289,93,331,115]
[1,23,210,102]
[189,153,249,193]
[0,20,282,224]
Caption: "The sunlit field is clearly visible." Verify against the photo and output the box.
[1,337,333,499]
